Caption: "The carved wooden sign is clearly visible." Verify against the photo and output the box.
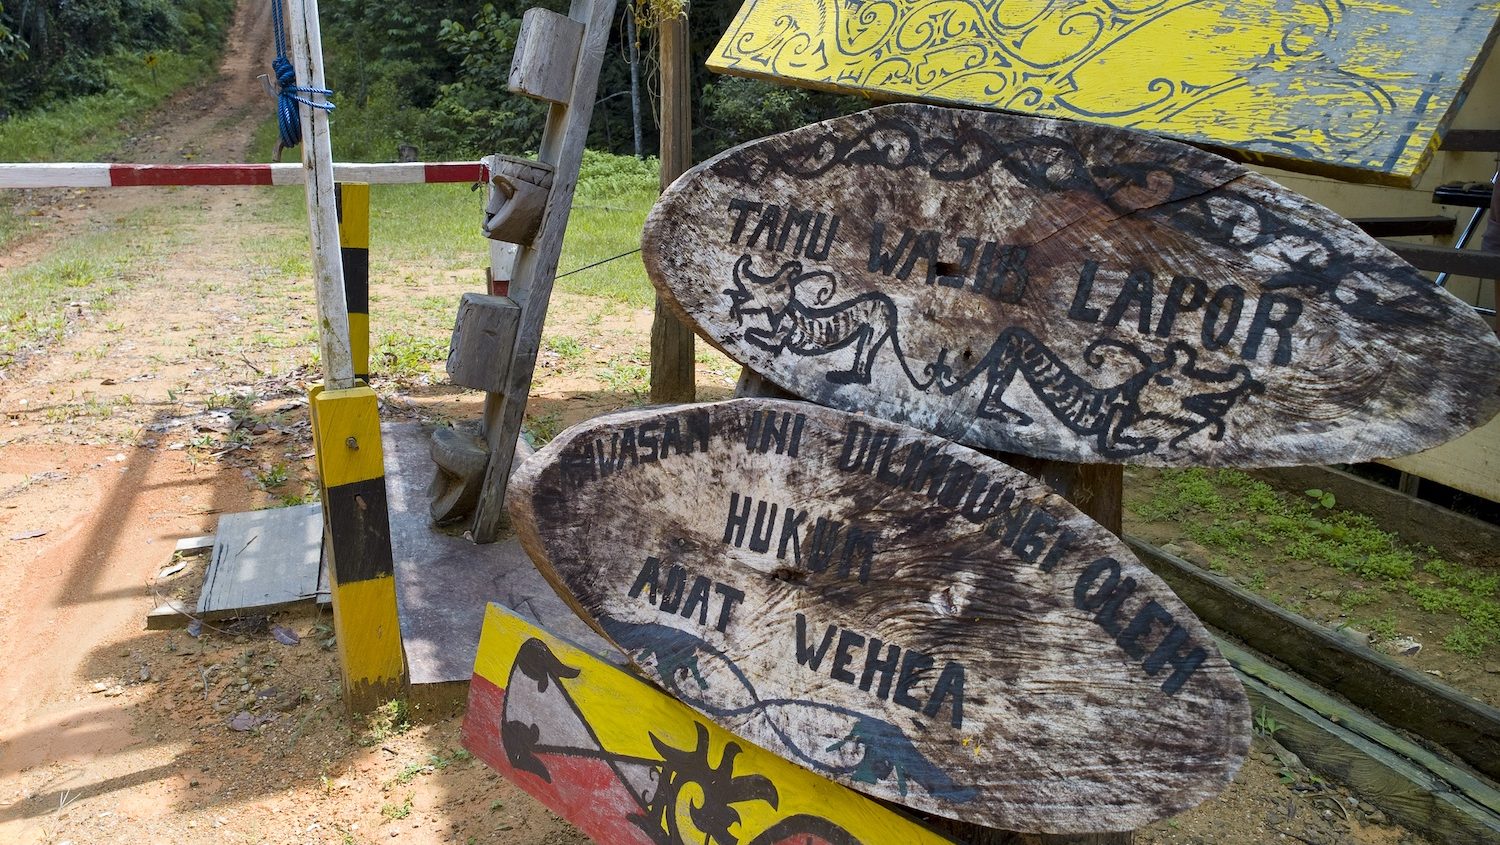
[707,0,1500,186]
[642,105,1500,467]
[509,399,1251,833]
[461,603,959,845]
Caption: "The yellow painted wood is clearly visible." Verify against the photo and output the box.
[1381,412,1500,503]
[469,604,956,844]
[709,0,1500,186]
[330,573,406,706]
[337,182,370,250]
[347,311,370,381]
[309,385,386,488]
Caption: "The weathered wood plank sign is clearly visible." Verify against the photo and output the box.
[643,105,1500,467]
[509,399,1251,833]
[461,603,959,845]
[707,0,1500,186]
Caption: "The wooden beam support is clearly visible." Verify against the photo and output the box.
[470,0,618,544]
[1126,537,1500,781]
[1224,639,1500,845]
[286,0,355,391]
[1380,240,1500,278]
[1349,215,1456,238]
[1441,129,1500,152]
[649,11,696,405]
[508,8,585,104]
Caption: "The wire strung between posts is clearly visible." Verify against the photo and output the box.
[556,248,642,279]
[270,0,335,150]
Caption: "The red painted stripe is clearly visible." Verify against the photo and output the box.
[110,164,274,187]
[424,162,484,183]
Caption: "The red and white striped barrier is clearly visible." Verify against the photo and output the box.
[0,161,485,189]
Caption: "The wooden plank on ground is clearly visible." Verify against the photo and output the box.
[1216,638,1500,818]
[1127,537,1500,782]
[461,603,959,845]
[644,104,1500,468]
[196,504,323,617]
[707,0,1500,186]
[507,398,1250,834]
[1229,646,1500,845]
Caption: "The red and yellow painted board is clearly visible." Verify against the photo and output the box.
[707,0,1500,186]
[460,603,957,845]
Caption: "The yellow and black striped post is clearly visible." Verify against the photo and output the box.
[335,182,371,382]
[310,383,406,712]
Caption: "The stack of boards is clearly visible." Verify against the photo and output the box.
[461,105,1500,840]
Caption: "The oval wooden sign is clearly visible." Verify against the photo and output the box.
[642,104,1500,466]
[510,399,1250,833]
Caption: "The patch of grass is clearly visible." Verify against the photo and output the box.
[544,334,586,362]
[256,463,291,490]
[524,412,564,445]
[362,699,412,745]
[1135,468,1500,660]
[375,332,448,379]
[380,795,413,820]
[597,351,650,399]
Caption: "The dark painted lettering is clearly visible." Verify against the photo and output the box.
[1103,267,1156,332]
[1241,292,1303,365]
[1156,274,1207,337]
[893,649,935,711]
[1201,285,1244,350]
[830,628,865,684]
[860,639,901,699]
[680,575,713,625]
[659,564,686,614]
[795,613,837,671]
[727,198,763,244]
[627,555,661,603]
[1068,259,1103,322]
[723,492,752,546]
[713,583,744,633]
[923,662,966,729]
[1144,625,1208,695]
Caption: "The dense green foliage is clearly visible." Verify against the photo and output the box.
[320,0,868,161]
[0,0,234,115]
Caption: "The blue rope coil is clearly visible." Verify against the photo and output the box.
[271,0,334,150]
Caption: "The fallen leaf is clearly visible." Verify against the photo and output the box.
[187,619,203,638]
[8,530,46,541]
[157,561,188,579]
[270,625,300,646]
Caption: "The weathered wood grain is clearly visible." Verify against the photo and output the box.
[461,602,960,845]
[509,8,584,105]
[643,104,1500,468]
[707,0,1500,186]
[508,399,1250,833]
[446,293,521,394]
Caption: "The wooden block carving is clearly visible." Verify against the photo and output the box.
[461,603,960,845]
[482,155,555,245]
[508,399,1251,833]
[643,104,1500,468]
[707,0,1500,185]
[509,8,585,104]
[446,292,521,393]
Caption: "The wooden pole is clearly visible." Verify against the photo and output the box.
[469,0,619,543]
[648,10,696,404]
[627,4,644,159]
[285,0,354,391]
[288,0,406,713]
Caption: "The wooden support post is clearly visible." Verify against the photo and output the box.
[648,11,696,404]
[336,182,371,382]
[469,0,618,544]
[285,0,354,391]
[310,385,407,713]
[289,0,404,713]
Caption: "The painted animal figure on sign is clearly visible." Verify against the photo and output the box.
[727,256,921,386]
[943,330,1265,459]
[725,255,1265,457]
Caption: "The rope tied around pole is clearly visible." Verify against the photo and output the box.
[271,0,334,150]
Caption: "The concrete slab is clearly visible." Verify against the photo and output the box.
[383,421,613,707]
